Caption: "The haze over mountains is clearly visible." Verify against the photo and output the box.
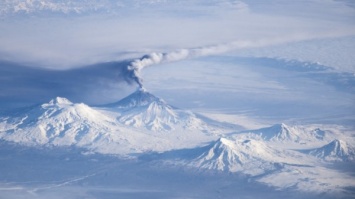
[0,0,354,199]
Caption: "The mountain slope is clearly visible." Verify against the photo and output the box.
[308,139,355,162]
[188,137,308,176]
[104,88,225,132]
[0,96,217,155]
[0,97,152,155]
[0,97,118,146]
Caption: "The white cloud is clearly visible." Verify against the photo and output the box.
[0,0,354,70]
[126,30,355,87]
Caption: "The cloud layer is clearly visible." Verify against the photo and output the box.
[126,31,355,87]
[0,0,354,69]
[0,0,354,112]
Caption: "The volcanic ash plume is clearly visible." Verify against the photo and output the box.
[126,49,190,88]
[125,37,305,88]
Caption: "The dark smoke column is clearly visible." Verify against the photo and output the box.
[126,53,166,88]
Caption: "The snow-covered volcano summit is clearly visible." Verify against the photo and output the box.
[308,139,355,162]
[0,97,119,147]
[188,137,305,175]
[105,88,221,132]
[107,87,165,109]
[0,95,218,154]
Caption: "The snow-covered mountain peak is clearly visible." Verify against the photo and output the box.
[270,123,289,132]
[190,137,302,175]
[107,88,166,109]
[219,137,233,146]
[138,87,147,92]
[205,137,235,154]
[0,97,123,149]
[243,123,331,144]
[328,139,346,149]
[103,89,222,132]
[247,123,298,142]
[103,89,182,131]
[309,139,355,162]
[47,97,73,106]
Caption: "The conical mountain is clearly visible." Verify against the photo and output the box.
[105,87,163,109]
[105,88,218,132]
[189,137,303,176]
[255,123,299,141]
[308,139,355,162]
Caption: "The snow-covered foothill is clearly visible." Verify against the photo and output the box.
[235,123,334,147]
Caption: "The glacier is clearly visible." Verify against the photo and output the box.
[0,89,354,199]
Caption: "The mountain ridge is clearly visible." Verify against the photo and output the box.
[242,123,329,144]
[0,93,223,154]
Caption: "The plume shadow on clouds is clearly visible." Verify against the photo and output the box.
[0,60,136,111]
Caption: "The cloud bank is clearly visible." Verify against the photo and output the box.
[0,0,354,69]
[126,32,355,87]
[126,41,260,87]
